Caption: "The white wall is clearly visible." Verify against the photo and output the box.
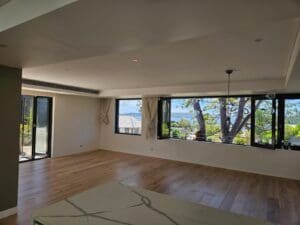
[22,90,100,157]
[22,90,300,180]
[51,94,100,157]
[100,100,300,180]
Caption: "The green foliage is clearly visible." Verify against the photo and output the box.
[283,99,300,142]
[171,119,193,139]
[177,119,192,130]
[254,101,273,144]
[20,124,32,146]
[20,100,33,146]
[170,97,300,146]
[285,101,300,124]
[206,134,221,143]
[233,130,251,145]
[206,124,220,137]
[234,136,246,145]
[161,122,170,137]
[171,129,181,138]
[285,124,300,141]
[172,98,251,144]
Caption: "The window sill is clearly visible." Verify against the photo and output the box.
[115,132,141,136]
[161,138,300,151]
[159,137,254,148]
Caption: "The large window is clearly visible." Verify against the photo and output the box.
[158,94,300,150]
[115,99,142,135]
[163,97,251,145]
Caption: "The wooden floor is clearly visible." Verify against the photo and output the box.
[0,150,299,225]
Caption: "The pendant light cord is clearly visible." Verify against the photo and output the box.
[225,69,233,128]
[227,73,230,97]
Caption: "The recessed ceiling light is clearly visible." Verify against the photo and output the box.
[131,58,139,63]
[254,38,263,43]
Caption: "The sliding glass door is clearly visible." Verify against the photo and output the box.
[19,96,52,162]
[34,97,52,159]
[20,96,34,161]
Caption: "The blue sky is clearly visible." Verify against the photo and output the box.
[171,99,214,113]
[171,99,191,113]
[119,99,194,114]
[119,98,260,115]
[119,100,141,114]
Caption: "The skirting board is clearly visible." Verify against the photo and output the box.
[0,207,17,219]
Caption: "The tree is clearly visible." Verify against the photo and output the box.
[192,99,206,141]
[219,97,251,143]
[186,97,253,144]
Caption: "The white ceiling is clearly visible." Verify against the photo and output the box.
[0,0,299,94]
[0,0,78,32]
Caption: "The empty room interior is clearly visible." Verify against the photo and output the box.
[1,0,300,225]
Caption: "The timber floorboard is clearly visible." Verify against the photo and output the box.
[0,150,299,225]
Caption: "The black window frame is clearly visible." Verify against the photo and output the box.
[278,94,300,150]
[19,95,53,163]
[157,93,300,150]
[251,96,277,149]
[157,98,171,139]
[157,95,253,146]
[115,98,142,136]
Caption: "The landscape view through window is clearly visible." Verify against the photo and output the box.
[117,99,142,135]
[170,97,252,145]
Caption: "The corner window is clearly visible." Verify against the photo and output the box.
[115,99,142,135]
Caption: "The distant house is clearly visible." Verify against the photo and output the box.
[119,115,141,134]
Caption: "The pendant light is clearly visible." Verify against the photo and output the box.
[225,69,234,127]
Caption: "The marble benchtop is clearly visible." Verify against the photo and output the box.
[31,182,277,225]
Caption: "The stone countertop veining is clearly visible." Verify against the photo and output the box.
[31,182,277,225]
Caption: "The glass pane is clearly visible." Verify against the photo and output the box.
[170,97,251,145]
[227,97,251,145]
[19,96,34,161]
[170,98,195,140]
[254,99,273,145]
[170,98,221,142]
[118,100,142,134]
[35,97,50,158]
[284,99,300,148]
[196,98,221,142]
[159,99,170,138]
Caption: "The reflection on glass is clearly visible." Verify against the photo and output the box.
[284,99,300,149]
[35,98,50,158]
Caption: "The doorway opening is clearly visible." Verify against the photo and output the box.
[19,95,53,162]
